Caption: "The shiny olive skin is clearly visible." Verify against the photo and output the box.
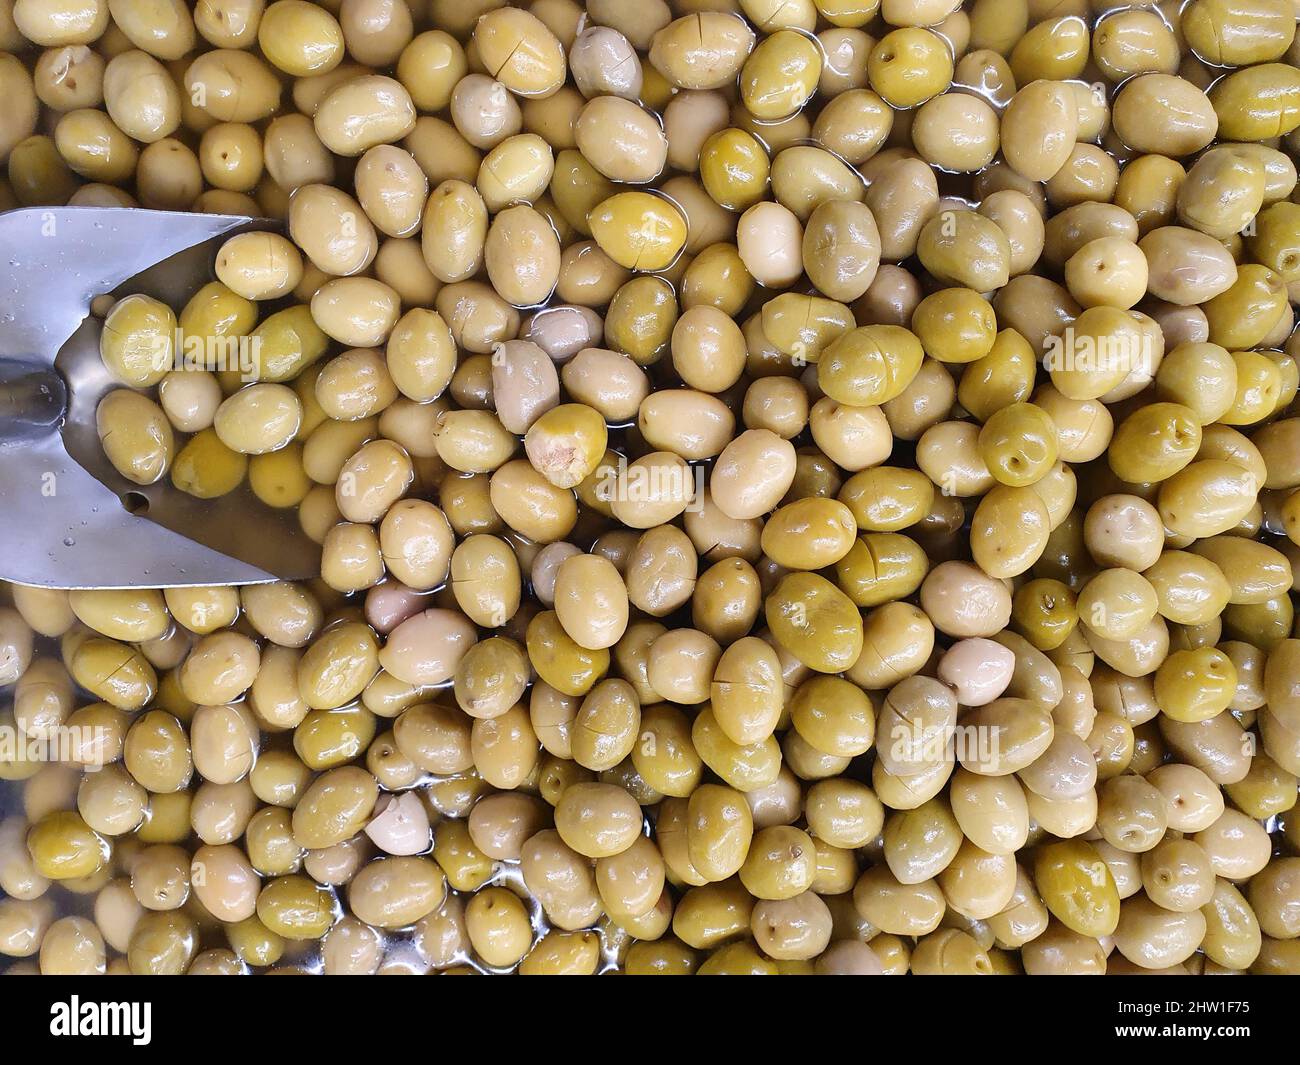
[5,0,1300,983]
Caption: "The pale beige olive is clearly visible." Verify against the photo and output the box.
[97,390,176,486]
[13,0,108,46]
[102,50,180,144]
[474,6,566,98]
[289,184,378,277]
[575,96,667,184]
[1141,227,1238,306]
[552,554,629,652]
[561,348,648,424]
[214,384,302,455]
[314,75,416,157]
[214,232,302,302]
[184,49,281,123]
[920,561,1012,639]
[570,25,642,99]
[477,132,553,212]
[913,93,998,173]
[158,369,222,433]
[737,201,804,289]
[1114,895,1207,969]
[348,856,446,929]
[1113,75,1217,157]
[38,916,106,975]
[649,13,755,91]
[190,703,257,785]
[379,608,478,687]
[485,205,561,308]
[1002,81,1077,183]
[311,278,401,348]
[291,768,379,851]
[554,782,643,858]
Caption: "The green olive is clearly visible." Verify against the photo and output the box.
[868,27,952,109]
[838,467,934,532]
[1033,840,1121,938]
[27,812,111,881]
[833,533,928,608]
[971,485,1051,579]
[1107,402,1201,484]
[978,403,1060,488]
[526,610,610,696]
[700,128,769,211]
[760,497,857,570]
[255,874,337,940]
[765,572,864,674]
[1012,579,1079,651]
[818,325,924,405]
[789,675,875,757]
[740,29,822,121]
[958,330,1037,421]
[99,294,175,388]
[912,288,998,365]
[589,191,688,272]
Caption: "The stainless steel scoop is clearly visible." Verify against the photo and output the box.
[0,207,321,590]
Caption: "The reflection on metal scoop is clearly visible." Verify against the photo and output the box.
[0,207,321,590]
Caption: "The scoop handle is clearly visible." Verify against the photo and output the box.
[0,359,67,442]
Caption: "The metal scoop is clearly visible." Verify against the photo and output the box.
[0,207,321,590]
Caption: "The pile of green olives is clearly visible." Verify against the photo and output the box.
[1,0,1300,976]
